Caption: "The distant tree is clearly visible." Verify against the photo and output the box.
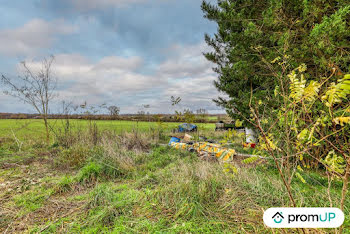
[196,108,208,121]
[196,108,208,115]
[137,110,145,116]
[108,105,120,116]
[1,56,56,143]
[142,104,151,119]
[183,109,195,123]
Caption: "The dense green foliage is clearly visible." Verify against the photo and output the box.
[202,0,350,120]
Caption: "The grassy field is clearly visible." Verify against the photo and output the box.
[0,119,215,140]
[0,119,349,233]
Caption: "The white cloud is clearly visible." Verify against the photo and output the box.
[93,56,143,71]
[49,49,222,113]
[157,43,213,78]
[158,75,223,112]
[152,43,225,113]
[0,19,77,56]
[69,0,145,10]
[23,54,163,107]
[2,42,225,114]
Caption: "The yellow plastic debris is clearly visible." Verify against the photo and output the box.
[170,142,235,162]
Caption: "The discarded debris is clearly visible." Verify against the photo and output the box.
[168,136,181,145]
[169,139,266,162]
[183,133,192,142]
[198,136,207,141]
[171,142,236,162]
[173,123,197,133]
[243,142,256,148]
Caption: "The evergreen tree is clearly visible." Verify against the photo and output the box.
[202,0,350,120]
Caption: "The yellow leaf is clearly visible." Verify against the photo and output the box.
[235,119,243,127]
[296,172,306,183]
[322,74,350,106]
[303,81,320,101]
[333,117,350,126]
[297,165,303,171]
[274,85,279,97]
[271,56,281,63]
[289,71,306,101]
[297,63,307,72]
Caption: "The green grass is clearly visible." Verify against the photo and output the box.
[207,116,218,121]
[0,119,215,140]
[50,146,349,232]
[55,175,74,194]
[13,187,54,215]
[1,121,349,233]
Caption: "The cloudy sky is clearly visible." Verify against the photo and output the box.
[0,0,224,114]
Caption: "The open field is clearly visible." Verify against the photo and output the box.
[0,119,349,233]
[2,146,348,233]
[0,119,215,141]
[0,113,222,123]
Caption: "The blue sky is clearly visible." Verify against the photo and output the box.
[0,0,225,114]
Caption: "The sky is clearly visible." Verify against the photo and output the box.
[0,0,225,114]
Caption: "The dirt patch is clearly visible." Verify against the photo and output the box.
[0,137,15,145]
[3,197,85,233]
[0,156,75,233]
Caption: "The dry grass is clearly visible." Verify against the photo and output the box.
[116,131,151,153]
[0,126,348,233]
[100,136,136,172]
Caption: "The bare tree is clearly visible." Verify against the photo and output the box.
[137,110,145,116]
[196,108,207,115]
[1,55,57,143]
[108,105,120,117]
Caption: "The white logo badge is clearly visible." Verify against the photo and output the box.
[263,208,344,228]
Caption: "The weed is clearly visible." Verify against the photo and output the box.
[88,183,116,207]
[56,144,91,168]
[55,175,74,194]
[98,137,136,177]
[117,131,151,152]
[143,161,225,220]
[86,183,142,227]
[76,162,103,184]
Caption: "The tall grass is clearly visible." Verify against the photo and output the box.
[1,118,348,233]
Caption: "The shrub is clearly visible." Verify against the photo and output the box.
[94,135,143,179]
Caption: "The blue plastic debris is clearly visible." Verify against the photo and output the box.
[169,136,181,145]
[178,123,197,132]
